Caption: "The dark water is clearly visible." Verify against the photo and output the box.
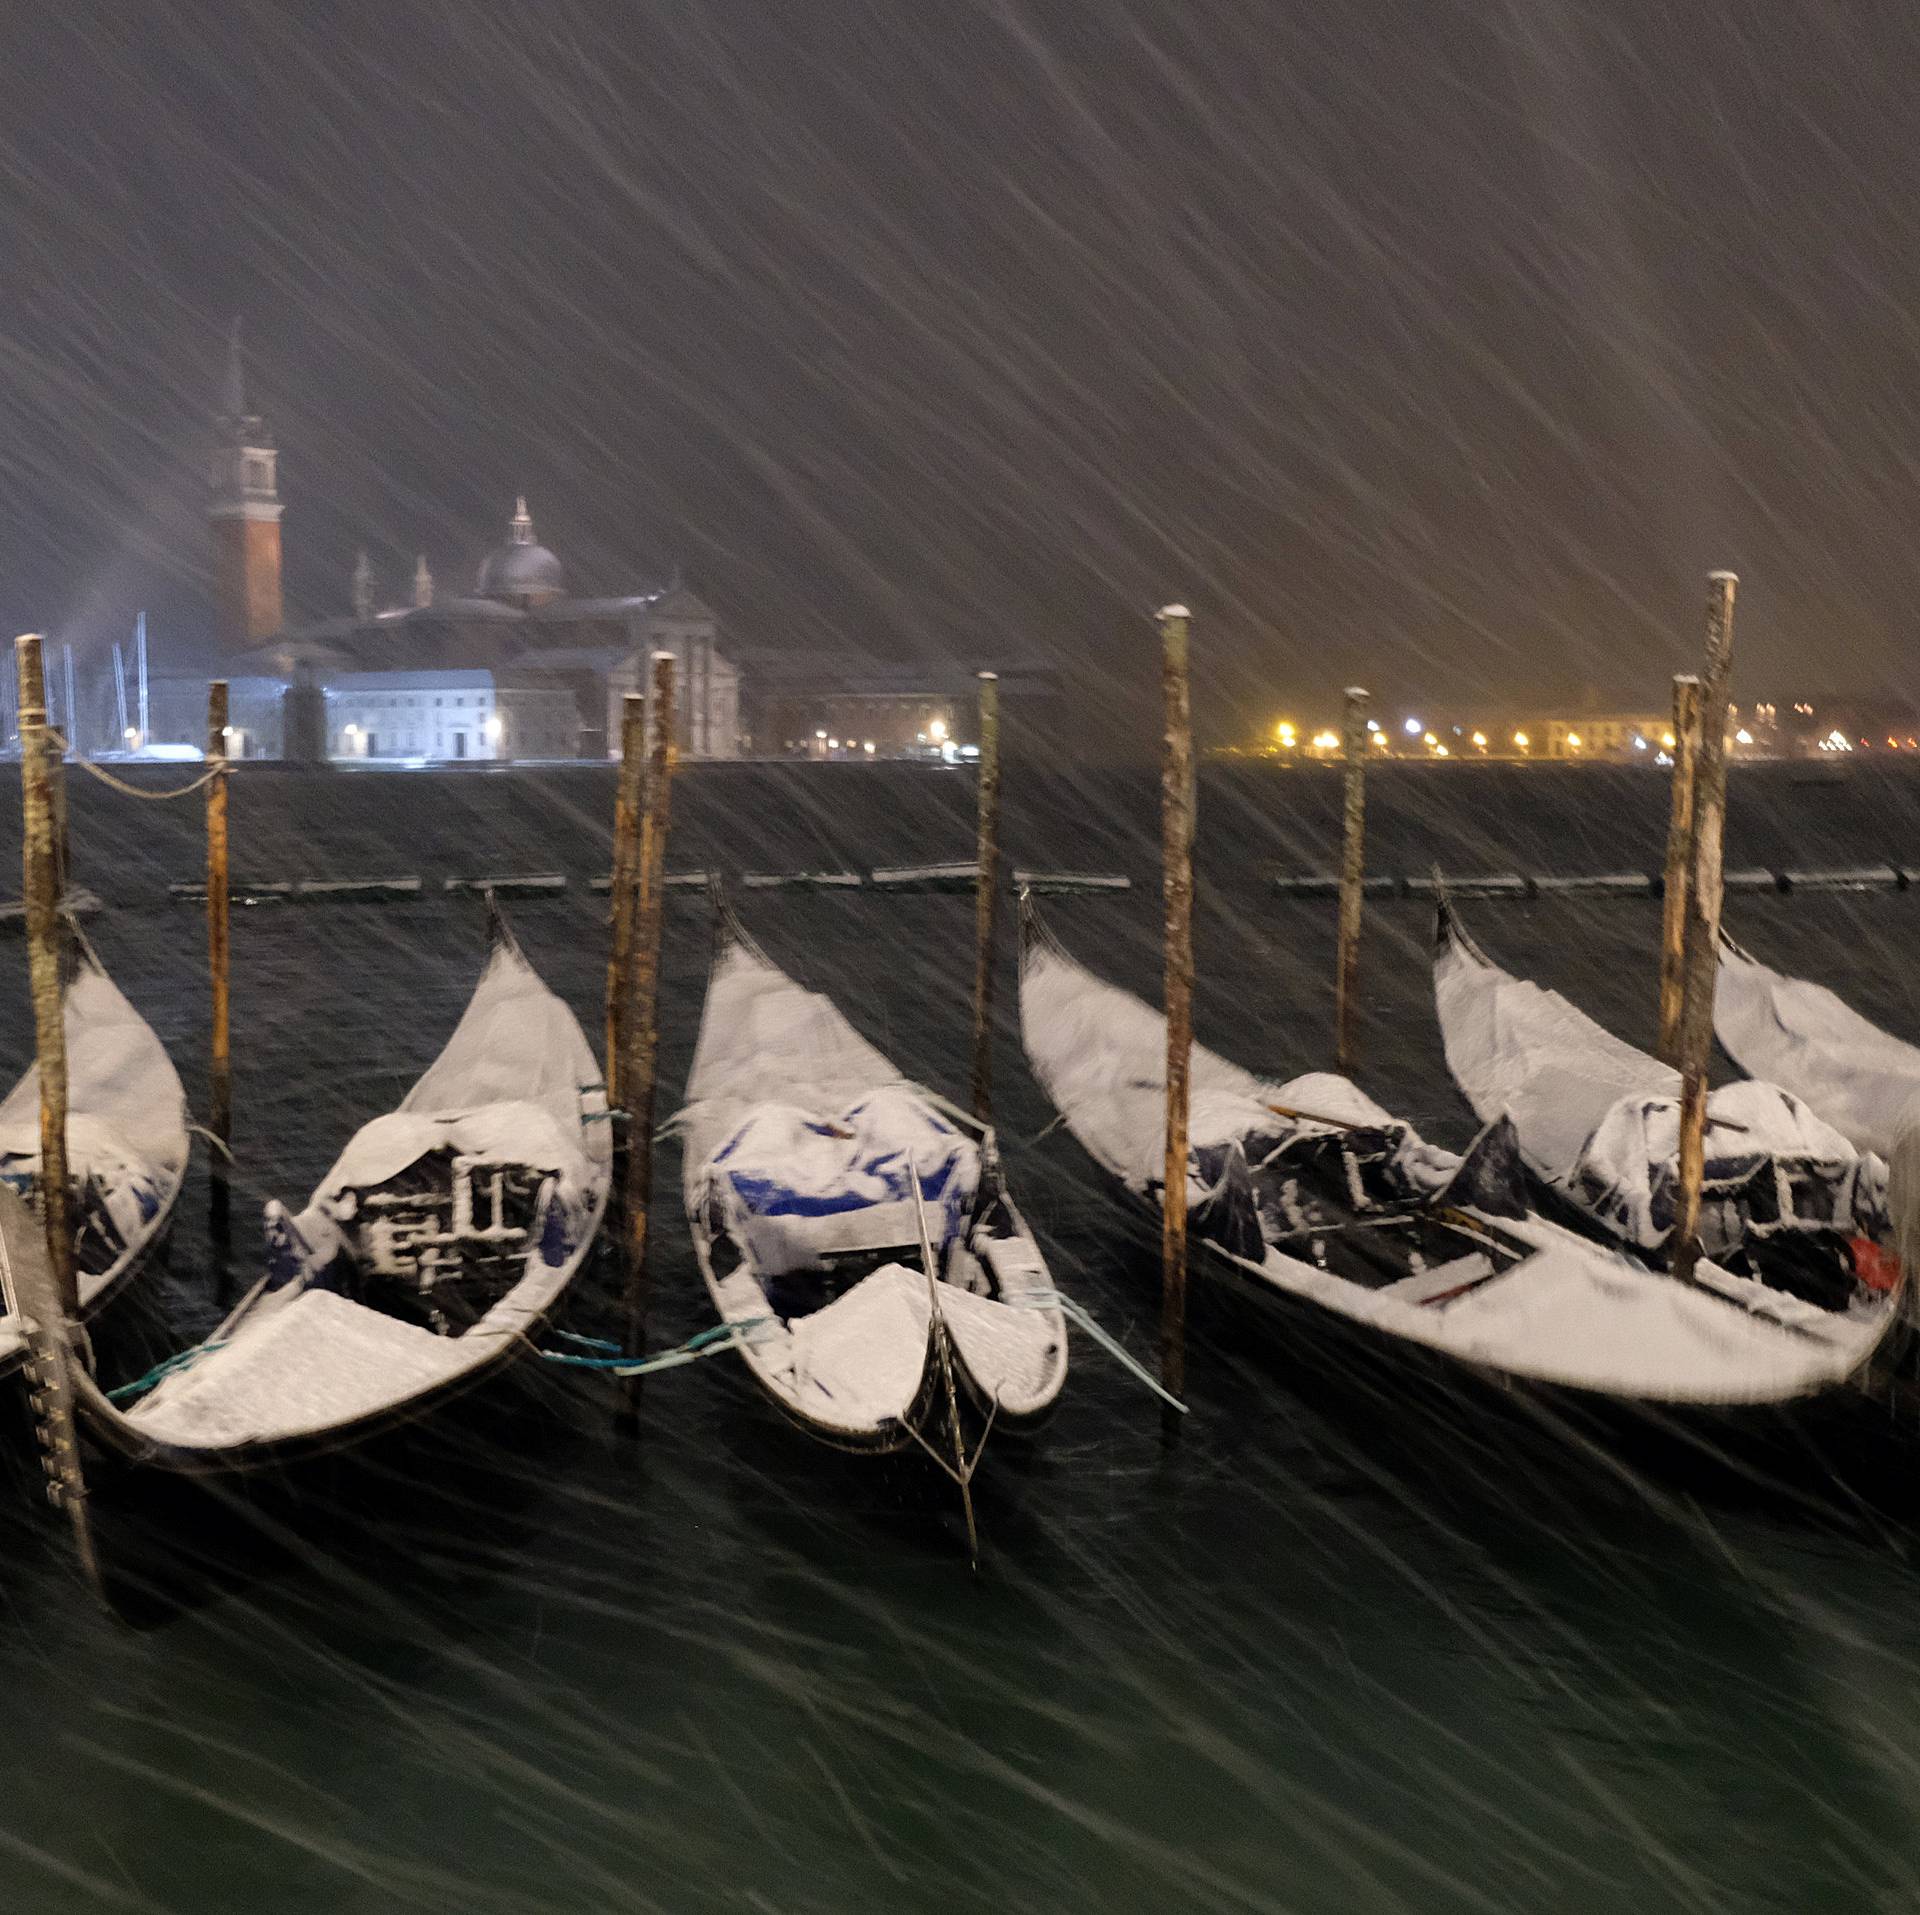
[4,760,1920,1913]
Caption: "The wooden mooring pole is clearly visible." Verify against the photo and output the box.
[621,653,676,1416]
[605,691,646,1112]
[1670,573,1737,1287]
[207,680,232,1256]
[1158,605,1194,1431]
[17,638,75,1323]
[1657,673,1704,1065]
[1334,686,1370,1074]
[11,637,98,1585]
[969,670,1002,1124]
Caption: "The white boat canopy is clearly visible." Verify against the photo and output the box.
[1021,899,1895,1404]
[1715,937,1920,1160]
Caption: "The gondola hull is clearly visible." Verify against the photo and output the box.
[680,902,1069,1457]
[0,943,190,1377]
[75,907,611,1471]
[1021,893,1896,1408]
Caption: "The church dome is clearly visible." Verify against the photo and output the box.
[476,495,566,602]
[477,541,566,599]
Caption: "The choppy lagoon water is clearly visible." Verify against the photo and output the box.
[3,760,1920,1912]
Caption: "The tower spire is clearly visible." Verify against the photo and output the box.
[210,317,283,649]
[510,496,535,545]
[413,553,434,609]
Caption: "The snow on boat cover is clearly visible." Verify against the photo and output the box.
[1022,895,1891,1404]
[83,906,611,1465]
[0,936,189,1369]
[1431,900,1898,1376]
[1715,935,1920,1160]
[679,903,1066,1451]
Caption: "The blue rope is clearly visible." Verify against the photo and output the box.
[548,1327,622,1352]
[108,1339,229,1403]
[539,1317,772,1377]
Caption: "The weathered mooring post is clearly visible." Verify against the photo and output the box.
[11,637,98,1584]
[207,680,232,1255]
[1657,673,1705,1065]
[970,670,1002,1124]
[1158,605,1194,1430]
[1334,685,1371,1074]
[1670,573,1737,1287]
[605,691,646,1112]
[16,638,75,1324]
[621,653,677,1415]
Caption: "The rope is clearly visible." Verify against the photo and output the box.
[1005,1288,1189,1415]
[549,1327,620,1352]
[45,727,224,801]
[67,756,222,802]
[538,1315,774,1376]
[107,1338,229,1403]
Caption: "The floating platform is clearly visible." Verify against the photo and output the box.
[870,863,975,892]
[1270,873,1398,899]
[589,871,711,893]
[442,874,567,898]
[169,879,293,906]
[295,876,421,903]
[1780,865,1903,892]
[1529,872,1656,897]
[1013,869,1132,895]
[741,871,864,890]
[1403,873,1530,901]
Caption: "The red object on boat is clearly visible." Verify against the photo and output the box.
[1850,1237,1901,1293]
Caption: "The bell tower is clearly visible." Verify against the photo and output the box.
[209,319,284,650]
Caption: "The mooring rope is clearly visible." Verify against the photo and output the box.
[537,1315,775,1376]
[47,732,223,803]
[107,1338,229,1402]
[1005,1288,1188,1414]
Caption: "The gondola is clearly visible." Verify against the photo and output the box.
[1022,891,1892,1403]
[1715,933,1920,1159]
[73,901,611,1469]
[0,929,188,1373]
[1432,897,1900,1376]
[679,894,1067,1459]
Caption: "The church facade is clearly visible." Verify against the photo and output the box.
[199,332,740,762]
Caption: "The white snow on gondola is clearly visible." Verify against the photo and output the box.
[1715,939,1920,1159]
[0,949,188,1368]
[1433,907,1885,1254]
[1023,900,1895,1404]
[680,918,1066,1448]
[124,920,610,1458]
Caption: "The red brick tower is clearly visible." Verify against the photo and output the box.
[209,320,283,650]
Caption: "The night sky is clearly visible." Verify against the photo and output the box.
[3,0,1918,748]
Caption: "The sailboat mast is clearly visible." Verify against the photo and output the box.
[112,643,130,744]
[136,610,150,747]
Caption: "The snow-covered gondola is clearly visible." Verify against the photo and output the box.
[75,903,610,1469]
[1023,892,1893,1403]
[0,932,189,1372]
[1714,934,1920,1159]
[1432,899,1900,1377]
[680,897,1067,1457]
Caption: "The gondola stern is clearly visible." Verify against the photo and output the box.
[1433,881,1493,968]
[1016,885,1071,972]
